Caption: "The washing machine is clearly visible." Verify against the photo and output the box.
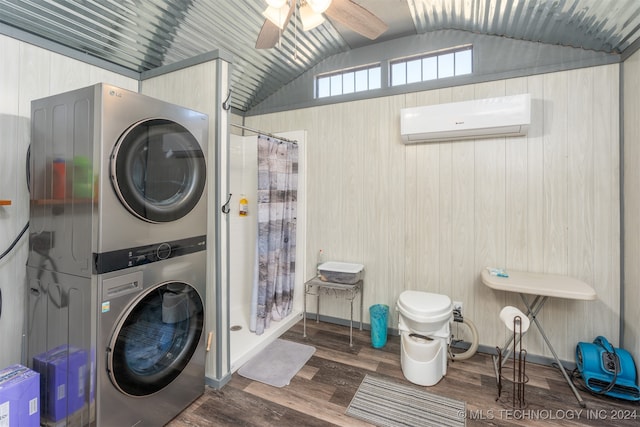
[25,249,206,426]
[96,250,206,426]
[29,83,208,278]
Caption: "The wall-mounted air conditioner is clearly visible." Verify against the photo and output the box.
[400,93,531,143]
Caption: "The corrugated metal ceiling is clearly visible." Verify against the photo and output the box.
[408,0,640,53]
[1,1,639,113]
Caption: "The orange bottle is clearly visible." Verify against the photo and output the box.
[52,159,66,199]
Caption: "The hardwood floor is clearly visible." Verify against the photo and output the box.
[168,320,639,426]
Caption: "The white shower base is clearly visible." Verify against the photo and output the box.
[227,131,307,375]
[229,305,303,373]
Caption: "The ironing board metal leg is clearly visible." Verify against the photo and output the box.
[528,301,586,407]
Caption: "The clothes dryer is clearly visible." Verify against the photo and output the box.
[29,83,208,278]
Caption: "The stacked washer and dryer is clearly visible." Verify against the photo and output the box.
[26,83,208,426]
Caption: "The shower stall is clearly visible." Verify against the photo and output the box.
[227,131,306,372]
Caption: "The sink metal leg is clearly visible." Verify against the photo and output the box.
[303,285,307,338]
[359,285,364,331]
[349,299,354,347]
[302,279,364,348]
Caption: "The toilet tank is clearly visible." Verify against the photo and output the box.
[397,291,452,335]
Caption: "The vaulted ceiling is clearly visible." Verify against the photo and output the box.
[1,1,639,113]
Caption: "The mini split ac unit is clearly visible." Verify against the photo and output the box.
[400,93,531,143]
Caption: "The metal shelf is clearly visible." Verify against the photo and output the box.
[303,276,363,347]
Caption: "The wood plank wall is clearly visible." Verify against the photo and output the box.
[141,60,228,382]
[246,65,621,362]
[0,31,629,369]
[624,50,640,360]
[0,34,137,369]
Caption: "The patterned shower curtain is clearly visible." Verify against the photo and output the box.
[252,134,298,335]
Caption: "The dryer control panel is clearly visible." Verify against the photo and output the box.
[94,235,206,274]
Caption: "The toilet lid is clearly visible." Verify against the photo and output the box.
[397,291,452,319]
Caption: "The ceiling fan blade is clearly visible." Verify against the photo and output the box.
[324,0,389,40]
[255,20,281,49]
[255,1,296,49]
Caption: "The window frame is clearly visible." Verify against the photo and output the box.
[315,63,382,99]
[389,45,473,87]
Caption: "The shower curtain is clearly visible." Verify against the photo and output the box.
[251,134,298,335]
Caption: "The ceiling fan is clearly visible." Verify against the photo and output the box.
[256,0,388,49]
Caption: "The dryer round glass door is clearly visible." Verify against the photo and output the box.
[111,119,206,223]
[107,281,204,397]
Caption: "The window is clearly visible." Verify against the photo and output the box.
[314,45,473,100]
[455,49,472,75]
[316,64,381,98]
[390,46,473,87]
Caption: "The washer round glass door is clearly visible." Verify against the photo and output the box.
[111,119,206,223]
[107,281,204,397]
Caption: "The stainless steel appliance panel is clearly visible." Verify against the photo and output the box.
[29,83,209,279]
[29,85,97,277]
[96,250,206,426]
[97,84,208,252]
[27,84,209,427]
[25,266,97,426]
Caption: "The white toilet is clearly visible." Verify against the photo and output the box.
[396,290,453,386]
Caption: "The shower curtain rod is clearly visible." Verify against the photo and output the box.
[230,123,297,144]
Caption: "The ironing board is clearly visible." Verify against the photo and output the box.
[481,269,597,408]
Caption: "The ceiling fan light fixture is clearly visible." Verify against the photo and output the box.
[300,4,325,31]
[263,4,290,29]
[308,0,331,14]
[265,0,287,8]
